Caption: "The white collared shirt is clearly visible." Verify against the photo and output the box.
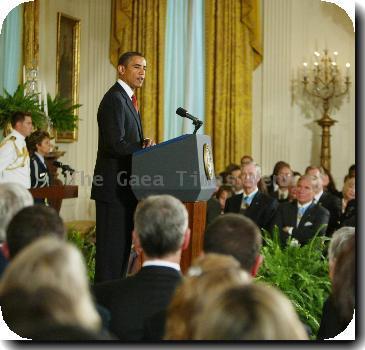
[142,259,181,272]
[117,79,134,100]
[314,190,323,204]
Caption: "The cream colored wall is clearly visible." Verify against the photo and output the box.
[39,0,115,221]
[252,0,355,188]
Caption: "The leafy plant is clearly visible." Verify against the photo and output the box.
[67,227,96,283]
[46,93,81,132]
[257,226,331,337]
[0,85,46,130]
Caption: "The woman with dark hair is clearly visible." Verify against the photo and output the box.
[320,166,340,197]
[26,131,51,204]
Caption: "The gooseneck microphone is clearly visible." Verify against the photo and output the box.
[175,107,203,135]
[176,107,201,124]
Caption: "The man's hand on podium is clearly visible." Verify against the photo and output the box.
[142,138,156,148]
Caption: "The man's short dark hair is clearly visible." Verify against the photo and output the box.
[11,112,31,128]
[203,214,262,272]
[6,205,65,258]
[118,51,144,67]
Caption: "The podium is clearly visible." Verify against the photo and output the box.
[29,185,78,213]
[131,134,216,273]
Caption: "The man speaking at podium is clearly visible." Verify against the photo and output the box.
[91,51,154,283]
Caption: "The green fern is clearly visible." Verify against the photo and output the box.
[67,227,96,283]
[257,226,331,337]
[0,85,46,129]
[46,93,81,132]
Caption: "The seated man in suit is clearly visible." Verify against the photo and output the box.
[271,175,330,246]
[224,162,278,231]
[93,194,190,341]
[269,162,293,203]
[204,213,263,277]
[305,166,341,236]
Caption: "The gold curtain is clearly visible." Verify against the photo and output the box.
[205,0,262,172]
[23,0,39,69]
[110,0,167,143]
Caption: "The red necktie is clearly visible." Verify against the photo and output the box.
[132,94,139,113]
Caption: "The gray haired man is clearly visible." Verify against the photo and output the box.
[93,194,190,341]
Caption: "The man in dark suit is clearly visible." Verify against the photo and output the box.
[271,175,329,245]
[305,166,341,236]
[91,52,154,283]
[93,195,190,341]
[225,162,278,230]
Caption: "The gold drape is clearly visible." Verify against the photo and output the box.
[23,0,39,69]
[205,0,262,172]
[110,0,167,143]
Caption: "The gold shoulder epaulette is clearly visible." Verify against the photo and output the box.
[0,135,16,148]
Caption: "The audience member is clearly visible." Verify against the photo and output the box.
[0,183,34,243]
[265,160,289,194]
[240,155,253,167]
[305,166,341,236]
[225,164,243,194]
[225,162,278,230]
[320,166,340,197]
[337,175,356,228]
[0,237,103,339]
[206,185,234,226]
[271,175,329,246]
[347,164,355,177]
[164,254,250,340]
[317,233,355,339]
[0,183,34,275]
[5,205,65,260]
[194,283,308,340]
[269,162,293,202]
[288,172,301,202]
[93,195,190,341]
[204,213,262,276]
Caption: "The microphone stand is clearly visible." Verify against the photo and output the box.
[192,120,203,135]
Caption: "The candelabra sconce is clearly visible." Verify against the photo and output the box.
[301,49,351,171]
[23,65,40,96]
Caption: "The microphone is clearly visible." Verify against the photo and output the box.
[176,107,202,124]
[53,161,75,173]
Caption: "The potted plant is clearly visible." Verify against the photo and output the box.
[45,93,82,133]
[0,85,46,135]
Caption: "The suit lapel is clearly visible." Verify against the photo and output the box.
[115,83,144,140]
[298,203,315,227]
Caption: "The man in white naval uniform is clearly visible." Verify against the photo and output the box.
[0,112,33,189]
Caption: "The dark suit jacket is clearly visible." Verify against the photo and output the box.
[91,82,144,204]
[30,154,50,188]
[317,191,342,236]
[339,198,356,228]
[317,296,350,339]
[271,201,330,245]
[93,266,181,341]
[206,197,222,226]
[224,191,278,230]
[269,190,290,203]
